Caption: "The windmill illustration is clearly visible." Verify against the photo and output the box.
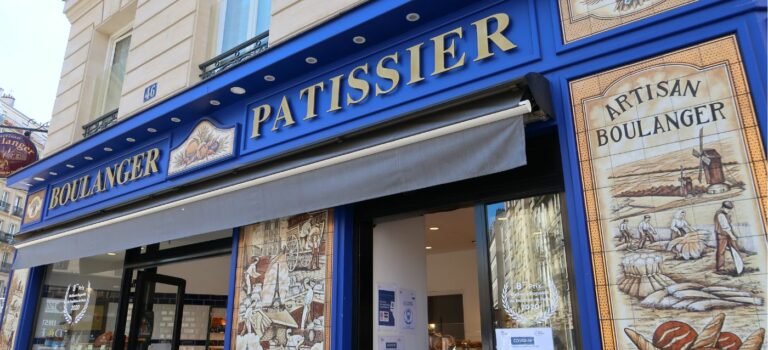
[691,128,729,194]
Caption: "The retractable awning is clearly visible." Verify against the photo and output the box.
[12,90,530,268]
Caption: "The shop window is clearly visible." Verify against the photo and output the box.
[31,254,124,349]
[211,0,270,55]
[100,31,132,115]
[485,193,579,349]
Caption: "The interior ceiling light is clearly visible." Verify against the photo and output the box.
[230,86,246,95]
[170,117,182,123]
[107,252,117,256]
[103,147,113,152]
[33,177,45,181]
[353,36,366,44]
[209,99,221,106]
[84,156,94,161]
[264,75,276,82]
[66,164,75,168]
[126,137,136,142]
[498,217,508,220]
[425,246,433,250]
[147,127,157,133]
[406,12,420,22]
[49,171,58,176]
[305,57,318,64]
[429,227,439,231]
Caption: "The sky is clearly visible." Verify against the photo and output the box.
[0,0,70,125]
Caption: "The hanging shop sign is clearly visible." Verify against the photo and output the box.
[18,0,538,230]
[0,132,38,177]
[569,35,767,350]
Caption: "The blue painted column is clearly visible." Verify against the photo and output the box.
[14,265,45,350]
[331,205,354,350]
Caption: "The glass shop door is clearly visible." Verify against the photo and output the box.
[127,271,186,350]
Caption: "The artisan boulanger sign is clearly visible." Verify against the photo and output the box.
[0,132,38,177]
[570,36,767,350]
[48,148,160,210]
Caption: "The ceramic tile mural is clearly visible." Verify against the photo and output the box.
[23,189,45,225]
[559,0,697,43]
[570,36,767,349]
[232,210,333,350]
[168,120,235,176]
[0,268,29,350]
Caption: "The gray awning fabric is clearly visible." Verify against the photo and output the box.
[14,90,528,268]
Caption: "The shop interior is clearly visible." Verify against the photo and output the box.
[372,207,482,350]
[31,231,232,350]
[371,194,579,350]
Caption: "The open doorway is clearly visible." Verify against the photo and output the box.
[372,207,482,350]
[124,255,231,350]
[116,231,233,350]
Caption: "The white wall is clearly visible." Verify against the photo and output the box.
[427,249,482,342]
[155,254,230,295]
[373,216,428,350]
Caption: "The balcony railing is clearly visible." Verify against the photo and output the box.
[83,109,118,138]
[0,232,12,244]
[0,201,8,213]
[199,31,269,80]
[11,206,23,218]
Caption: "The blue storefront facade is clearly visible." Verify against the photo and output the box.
[2,1,766,349]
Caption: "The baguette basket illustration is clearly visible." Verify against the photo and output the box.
[624,313,765,350]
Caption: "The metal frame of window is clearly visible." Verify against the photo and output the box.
[23,235,232,350]
[98,28,132,115]
[112,236,233,349]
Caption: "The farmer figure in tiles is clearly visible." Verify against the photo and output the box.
[714,201,746,275]
[637,215,657,249]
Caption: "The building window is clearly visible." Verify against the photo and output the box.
[485,193,579,349]
[101,31,132,115]
[0,220,4,232]
[214,0,270,55]
[31,256,124,349]
[8,224,16,235]
[0,191,8,210]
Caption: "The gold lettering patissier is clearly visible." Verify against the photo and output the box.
[250,12,517,139]
[48,148,161,210]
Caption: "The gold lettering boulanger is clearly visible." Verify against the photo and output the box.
[250,12,517,139]
[48,148,161,210]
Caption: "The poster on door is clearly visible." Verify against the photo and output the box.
[569,35,767,349]
[378,286,396,329]
[399,288,416,331]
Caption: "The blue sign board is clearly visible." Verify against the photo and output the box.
[15,0,538,231]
